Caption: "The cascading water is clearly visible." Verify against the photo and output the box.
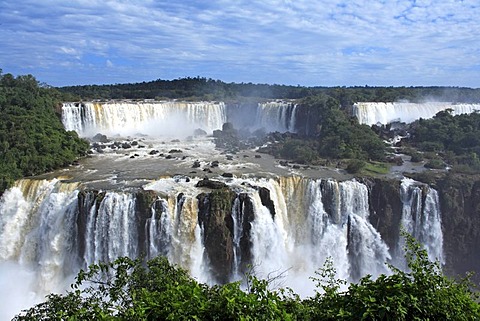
[353,102,480,126]
[0,173,446,317]
[62,101,227,137]
[255,100,298,132]
[400,178,444,264]
[0,98,448,318]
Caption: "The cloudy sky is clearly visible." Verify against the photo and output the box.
[1,0,479,87]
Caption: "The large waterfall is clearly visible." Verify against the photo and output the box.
[62,100,300,138]
[353,102,480,125]
[0,99,446,318]
[62,101,227,137]
[0,175,444,317]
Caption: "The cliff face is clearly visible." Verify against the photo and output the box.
[434,174,480,281]
[42,174,480,286]
[364,178,403,256]
[197,189,236,284]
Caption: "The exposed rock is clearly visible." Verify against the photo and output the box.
[92,133,109,143]
[197,188,237,283]
[258,186,276,219]
[221,173,234,178]
[121,143,132,149]
[192,160,201,168]
[195,177,227,189]
[194,128,207,136]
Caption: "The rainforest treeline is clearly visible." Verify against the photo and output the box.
[0,70,89,193]
[58,76,480,105]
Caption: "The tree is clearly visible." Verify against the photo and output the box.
[14,234,480,320]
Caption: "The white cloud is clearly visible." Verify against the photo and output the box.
[0,0,478,87]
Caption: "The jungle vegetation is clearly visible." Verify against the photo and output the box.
[0,71,89,194]
[14,234,480,320]
[58,76,480,106]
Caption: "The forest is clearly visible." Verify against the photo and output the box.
[0,71,89,194]
[58,76,480,106]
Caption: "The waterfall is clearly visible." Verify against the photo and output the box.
[62,101,227,137]
[353,102,480,125]
[400,178,444,264]
[0,175,446,316]
[255,101,298,132]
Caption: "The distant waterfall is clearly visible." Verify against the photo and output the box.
[353,102,480,125]
[255,101,298,132]
[62,101,227,137]
[400,178,444,264]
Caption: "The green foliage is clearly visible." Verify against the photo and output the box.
[57,77,480,103]
[408,110,480,172]
[299,95,387,161]
[14,234,480,320]
[346,159,366,174]
[278,139,318,164]
[0,72,89,194]
[306,232,480,321]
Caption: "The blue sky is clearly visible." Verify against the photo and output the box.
[0,0,479,87]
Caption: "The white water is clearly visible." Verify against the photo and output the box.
[62,101,227,137]
[0,100,447,318]
[0,174,445,317]
[353,102,480,125]
[400,178,444,264]
[255,101,298,132]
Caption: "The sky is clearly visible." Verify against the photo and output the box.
[0,0,479,88]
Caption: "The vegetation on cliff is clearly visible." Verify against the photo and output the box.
[404,110,480,173]
[0,71,89,193]
[259,95,388,167]
[14,234,479,320]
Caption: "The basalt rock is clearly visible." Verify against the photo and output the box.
[196,177,227,189]
[197,188,236,283]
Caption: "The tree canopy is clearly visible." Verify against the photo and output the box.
[0,71,89,193]
[58,76,480,105]
[405,110,480,172]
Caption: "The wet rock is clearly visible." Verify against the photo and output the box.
[169,149,182,153]
[122,143,132,149]
[196,177,227,189]
[92,133,109,143]
[211,160,219,168]
[149,150,159,155]
[221,173,234,178]
[197,188,236,283]
[194,128,208,136]
[192,160,201,168]
[258,187,276,219]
